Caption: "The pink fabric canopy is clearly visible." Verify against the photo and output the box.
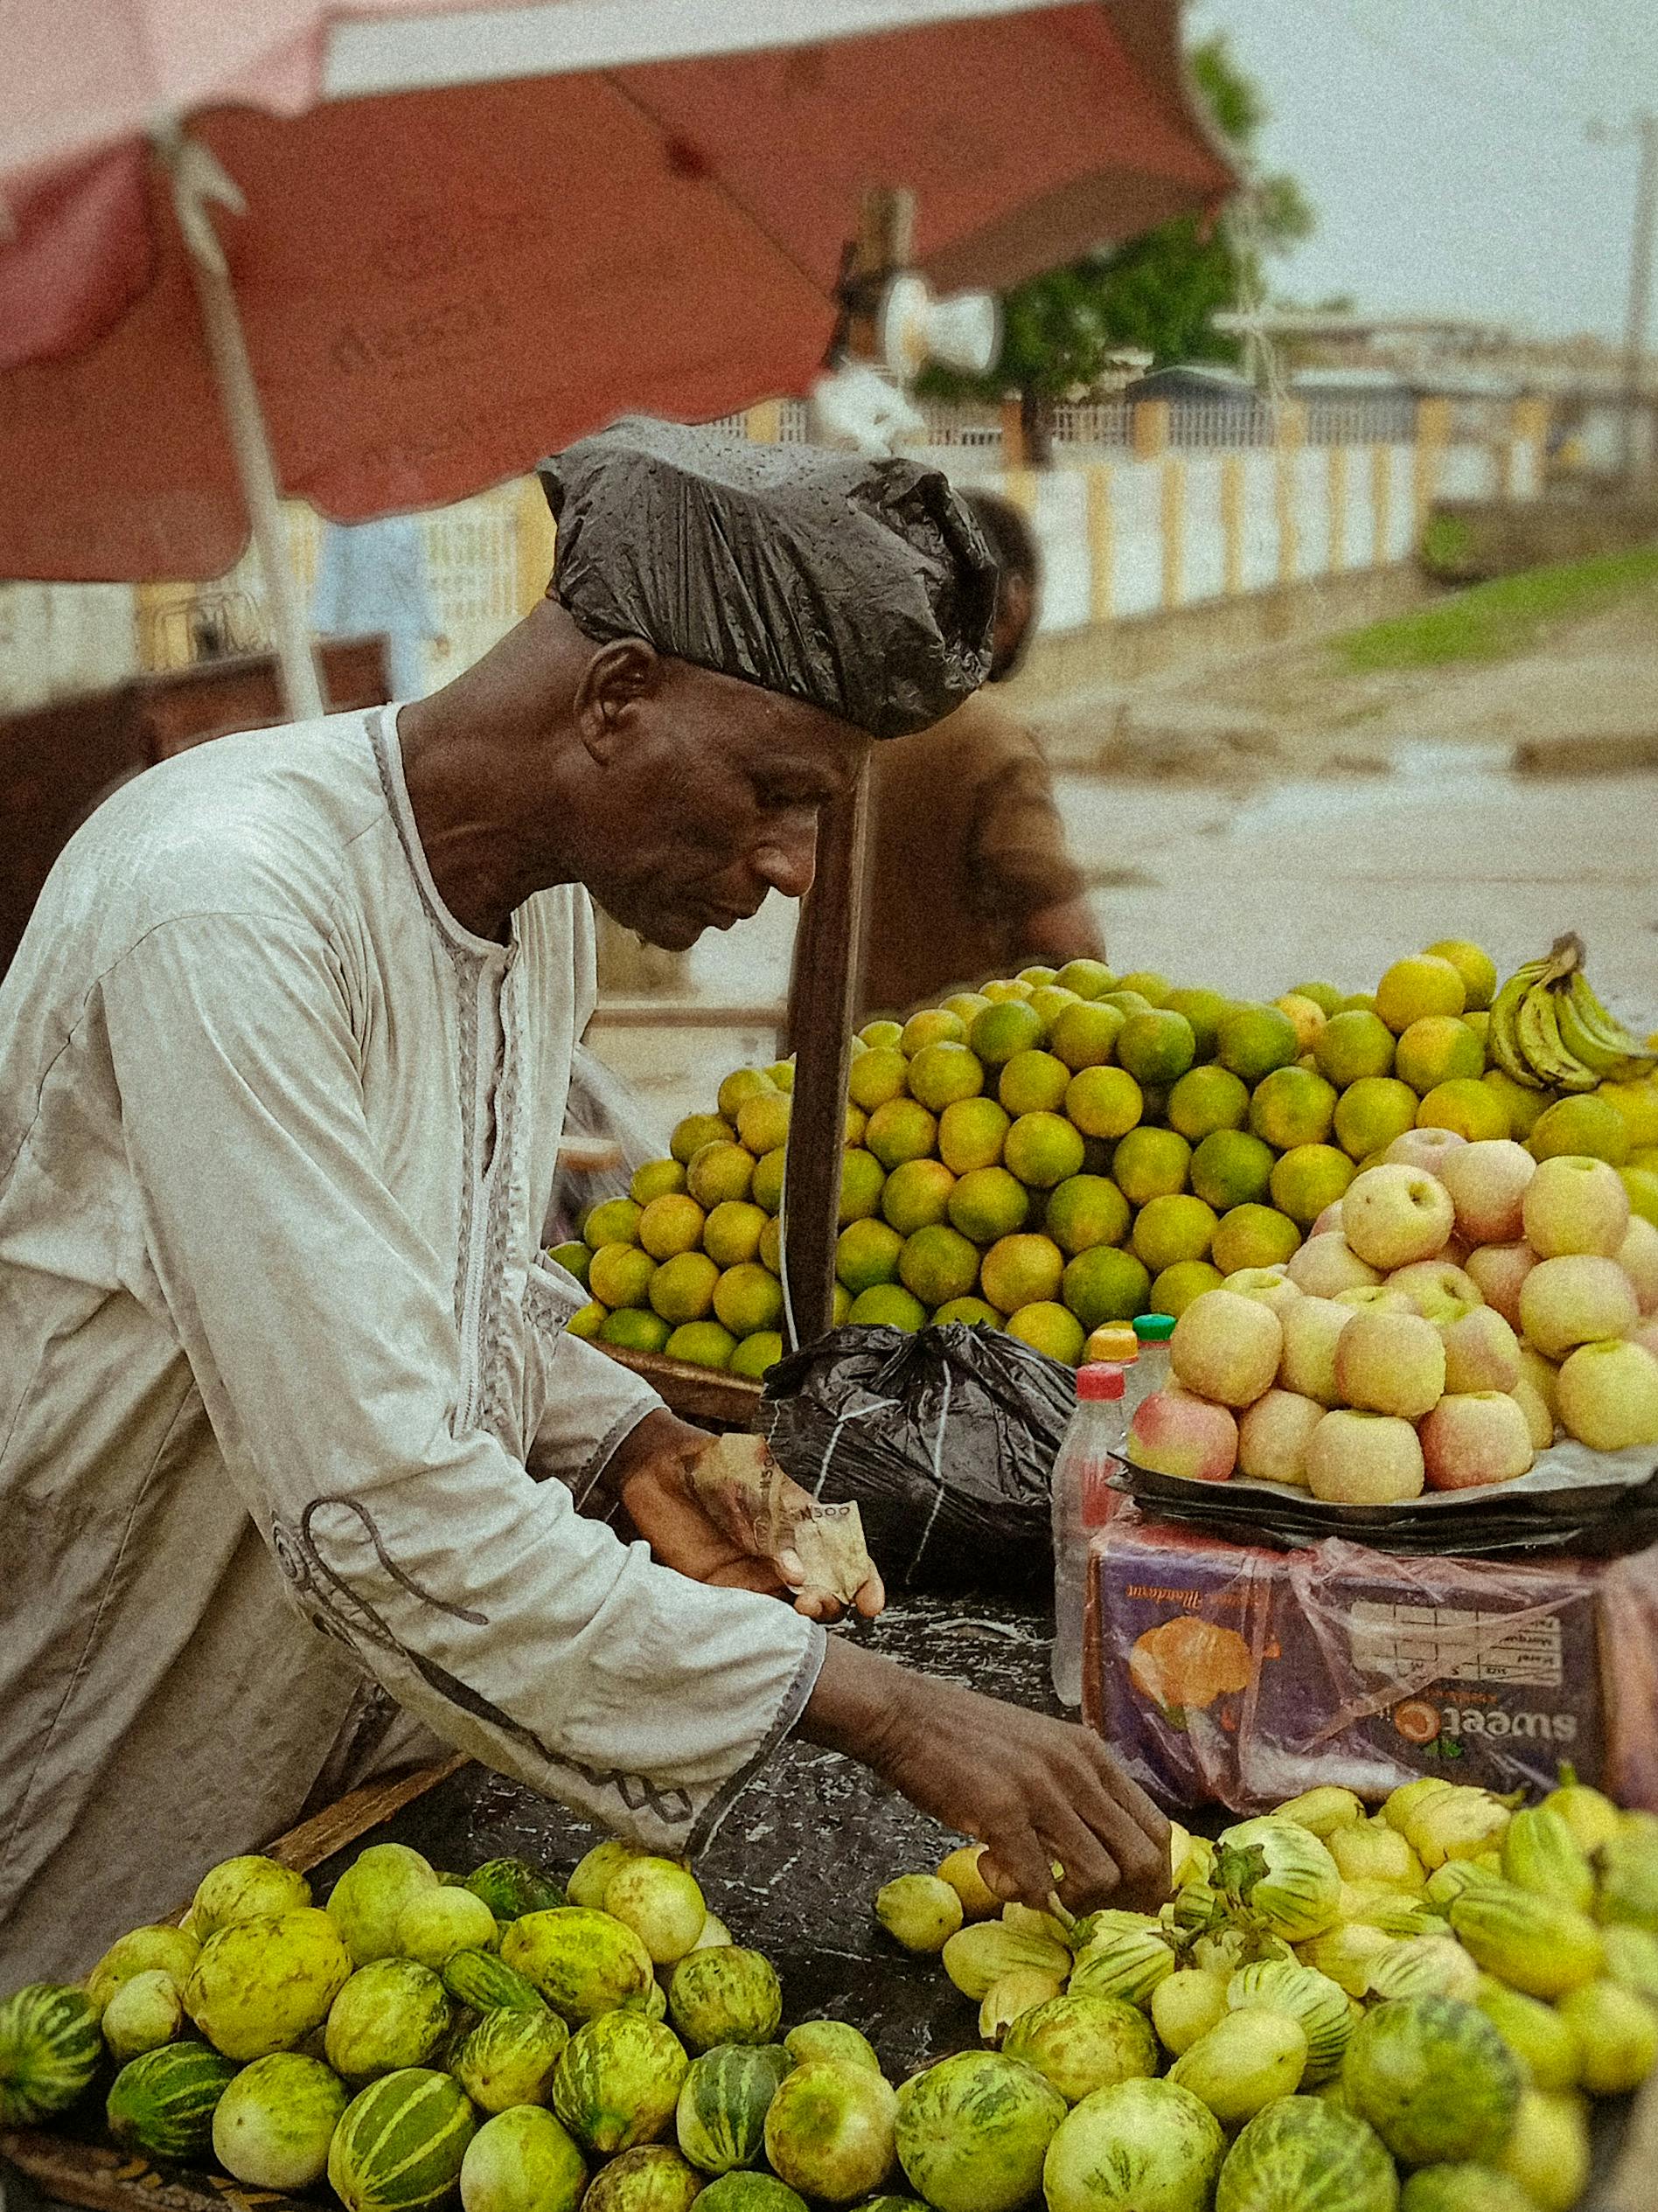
[0,0,1234,581]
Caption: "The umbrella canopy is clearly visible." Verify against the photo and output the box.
[0,0,1233,582]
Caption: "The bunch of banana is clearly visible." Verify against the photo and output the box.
[1489,933,1658,1091]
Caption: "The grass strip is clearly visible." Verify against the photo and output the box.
[1333,546,1658,673]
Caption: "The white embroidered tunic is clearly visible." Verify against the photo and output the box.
[0,707,822,1979]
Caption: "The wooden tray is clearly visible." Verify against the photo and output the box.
[596,1343,763,1429]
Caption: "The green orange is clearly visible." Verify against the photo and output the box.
[980,1234,1066,1312]
[735,1091,791,1156]
[547,1241,590,1289]
[1116,1011,1196,1088]
[704,1200,768,1269]
[1064,1067,1145,1141]
[1374,953,1466,1033]
[566,1300,605,1341]
[901,1007,966,1055]
[1424,938,1498,1012]
[1393,1015,1484,1095]
[589,1242,658,1311]
[1333,1075,1420,1161]
[686,1142,756,1208]
[937,1097,1011,1173]
[1115,970,1171,1006]
[835,1219,904,1294]
[751,1146,787,1214]
[1162,988,1231,1061]
[583,1197,644,1249]
[718,1068,776,1123]
[847,1046,909,1113]
[637,1193,707,1262]
[598,1308,673,1353]
[730,1332,785,1381]
[1529,1093,1630,1165]
[1216,1005,1301,1083]
[1003,1113,1086,1189]
[665,1321,738,1368]
[847,1284,927,1331]
[899,1225,982,1307]
[1167,1065,1250,1141]
[838,1149,887,1223]
[865,1098,938,1170]
[1150,1261,1225,1318]
[1189,1128,1276,1211]
[999,1050,1071,1116]
[1287,982,1344,1017]
[1210,1204,1301,1275]
[1043,1175,1132,1255]
[970,1000,1045,1067]
[650,1251,720,1325]
[670,1114,731,1166]
[1055,959,1117,1000]
[1484,1069,1549,1139]
[1062,1246,1151,1330]
[713,1264,784,1337]
[934,1297,1003,1326]
[948,1166,1030,1245]
[1006,1304,1086,1364]
[1314,1009,1396,1087]
[1269,1144,1355,1227]
[908,1042,986,1111]
[860,1019,903,1049]
[881,1158,957,1234]
[1250,1066,1338,1150]
[630,1159,687,1206]
[1048,1000,1125,1072]
[1132,1194,1219,1274]
[1417,1079,1509,1142]
[944,991,993,1026]
[1111,1126,1192,1206]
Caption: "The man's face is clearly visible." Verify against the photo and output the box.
[576,652,870,952]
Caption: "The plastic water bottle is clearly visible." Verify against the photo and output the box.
[1127,1311,1177,1435]
[1050,1363,1127,1708]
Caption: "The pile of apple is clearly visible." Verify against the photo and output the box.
[1128,1128,1658,1503]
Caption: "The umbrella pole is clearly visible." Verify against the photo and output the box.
[159,127,325,721]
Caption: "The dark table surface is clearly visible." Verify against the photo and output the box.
[315,1594,1060,2081]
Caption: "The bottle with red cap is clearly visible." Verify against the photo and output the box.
[1049,1359,1129,1708]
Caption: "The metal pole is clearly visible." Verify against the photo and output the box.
[157,126,326,720]
[1623,115,1657,483]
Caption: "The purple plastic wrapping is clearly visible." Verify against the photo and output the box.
[1083,1504,1658,1814]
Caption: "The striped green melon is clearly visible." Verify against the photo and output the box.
[464,1860,565,1923]
[675,2042,791,2174]
[665,1948,782,2053]
[1449,1882,1604,1999]
[442,1951,547,2014]
[1342,1998,1521,2167]
[499,1909,655,2024]
[0,1983,102,2125]
[452,2007,569,2113]
[578,2143,707,2212]
[325,1960,452,2082]
[328,2067,477,2212]
[693,2177,808,2212]
[1226,1961,1355,2083]
[105,2041,240,2162]
[551,2009,688,2154]
[1215,2094,1397,2212]
[895,2051,1064,2212]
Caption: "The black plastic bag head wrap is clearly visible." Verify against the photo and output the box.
[537,416,998,740]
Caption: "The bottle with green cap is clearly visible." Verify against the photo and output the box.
[1125,1312,1175,1442]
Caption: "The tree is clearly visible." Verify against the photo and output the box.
[922,34,1315,457]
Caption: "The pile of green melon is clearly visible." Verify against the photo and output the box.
[872,1773,1658,2212]
[553,944,1658,1375]
[3,1772,1657,2212]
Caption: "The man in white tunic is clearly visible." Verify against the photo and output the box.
[0,421,1166,1979]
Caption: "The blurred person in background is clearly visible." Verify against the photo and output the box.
[858,486,1103,1014]
[311,514,449,700]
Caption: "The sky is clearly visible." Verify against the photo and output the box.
[1188,0,1657,344]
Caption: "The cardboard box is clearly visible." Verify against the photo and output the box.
[1083,1505,1658,1813]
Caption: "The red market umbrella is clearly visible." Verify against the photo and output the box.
[0,0,1232,706]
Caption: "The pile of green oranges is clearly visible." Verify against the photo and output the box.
[554,943,1658,1374]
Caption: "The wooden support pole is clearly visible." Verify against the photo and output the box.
[778,185,910,1349]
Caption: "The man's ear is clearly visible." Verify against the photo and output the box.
[575,638,664,762]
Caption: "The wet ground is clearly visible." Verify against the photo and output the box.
[311,1596,1060,2082]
